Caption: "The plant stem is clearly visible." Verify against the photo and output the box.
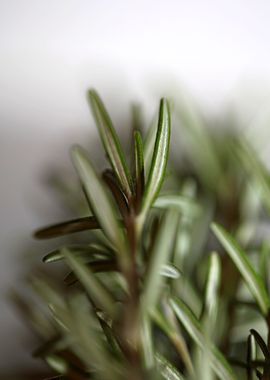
[121,200,144,380]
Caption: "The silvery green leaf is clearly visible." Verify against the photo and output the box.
[247,334,256,380]
[71,146,126,261]
[88,89,133,198]
[211,223,270,316]
[153,194,201,218]
[64,259,118,285]
[134,130,145,202]
[173,274,202,318]
[143,113,158,177]
[63,248,116,318]
[203,252,221,322]
[160,264,181,279]
[64,294,120,380]
[31,277,71,333]
[141,316,155,369]
[142,209,178,312]
[170,297,237,380]
[193,344,215,380]
[43,243,111,263]
[140,98,171,219]
[67,294,120,379]
[152,308,193,374]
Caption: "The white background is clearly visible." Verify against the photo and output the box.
[1,0,270,371]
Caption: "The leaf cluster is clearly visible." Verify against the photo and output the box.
[19,91,270,380]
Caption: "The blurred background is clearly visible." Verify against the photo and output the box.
[1,0,270,374]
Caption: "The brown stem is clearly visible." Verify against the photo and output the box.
[215,182,242,354]
[120,199,144,380]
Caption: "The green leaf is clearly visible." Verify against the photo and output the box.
[153,194,201,218]
[60,293,120,380]
[211,223,270,316]
[140,98,171,219]
[71,146,127,264]
[64,259,118,285]
[141,316,155,369]
[31,275,115,378]
[160,264,181,279]
[88,89,133,198]
[134,130,145,204]
[45,354,69,374]
[43,243,112,263]
[97,316,122,357]
[156,353,186,380]
[143,113,158,176]
[203,252,221,321]
[102,169,129,219]
[34,216,100,239]
[67,294,115,374]
[259,241,270,282]
[170,297,237,380]
[247,334,256,380]
[152,308,194,374]
[63,248,116,318]
[142,209,178,312]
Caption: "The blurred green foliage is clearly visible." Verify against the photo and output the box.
[15,90,270,379]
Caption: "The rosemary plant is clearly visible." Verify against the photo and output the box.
[21,90,270,379]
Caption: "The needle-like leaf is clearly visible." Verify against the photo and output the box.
[102,169,129,220]
[64,259,118,285]
[34,216,100,239]
[71,146,126,263]
[63,248,116,318]
[247,334,256,380]
[140,98,171,219]
[43,243,112,263]
[45,354,69,374]
[153,194,201,218]
[143,114,158,176]
[156,353,187,380]
[170,297,237,380]
[134,130,145,207]
[203,252,221,322]
[160,264,181,279]
[211,223,270,316]
[88,89,133,198]
[142,209,178,312]
[152,308,194,374]
[141,316,155,369]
